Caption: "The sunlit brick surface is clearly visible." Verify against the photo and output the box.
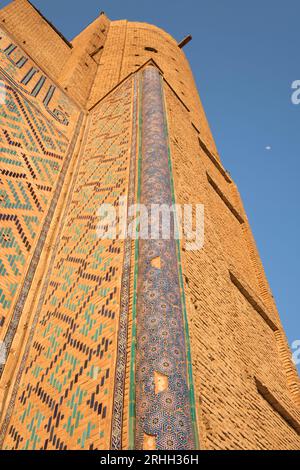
[0,0,299,450]
[1,76,134,450]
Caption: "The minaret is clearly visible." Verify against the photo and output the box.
[0,0,299,450]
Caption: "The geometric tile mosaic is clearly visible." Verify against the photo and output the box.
[1,76,134,449]
[0,83,71,339]
[0,26,81,348]
[134,67,196,450]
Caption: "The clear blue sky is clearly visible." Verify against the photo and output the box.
[2,0,299,371]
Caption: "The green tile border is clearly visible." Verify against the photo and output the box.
[128,72,143,450]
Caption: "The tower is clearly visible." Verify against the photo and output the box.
[0,0,299,450]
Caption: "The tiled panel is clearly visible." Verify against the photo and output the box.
[110,75,138,450]
[0,35,79,349]
[1,77,134,450]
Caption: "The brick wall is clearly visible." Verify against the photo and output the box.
[0,0,72,81]
[87,20,219,159]
[58,14,110,107]
[0,1,299,449]
[165,83,300,449]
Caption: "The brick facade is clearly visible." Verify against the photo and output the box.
[0,0,299,450]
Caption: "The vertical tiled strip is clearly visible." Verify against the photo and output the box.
[134,65,196,450]
[129,71,143,450]
[111,76,138,450]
